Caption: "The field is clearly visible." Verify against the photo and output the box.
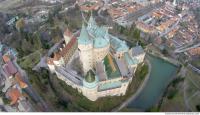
[184,68,200,112]
[0,0,22,12]
[18,50,42,69]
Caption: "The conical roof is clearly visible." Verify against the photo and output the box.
[88,14,96,26]
[78,23,92,45]
[94,36,109,48]
[85,70,95,83]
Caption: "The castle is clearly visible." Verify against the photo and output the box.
[47,15,145,101]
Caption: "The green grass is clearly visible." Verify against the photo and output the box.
[135,63,148,80]
[103,55,121,79]
[191,60,200,68]
[18,50,41,69]
[185,68,200,112]
[188,92,200,112]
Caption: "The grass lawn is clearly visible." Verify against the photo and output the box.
[135,63,148,80]
[188,92,200,112]
[191,60,200,68]
[159,88,187,112]
[18,50,41,69]
[185,68,200,112]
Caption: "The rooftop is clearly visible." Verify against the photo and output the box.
[124,52,139,66]
[78,23,92,45]
[93,37,109,48]
[96,61,107,81]
[8,88,21,105]
[2,55,10,63]
[15,72,28,89]
[3,61,18,77]
[115,58,129,76]
[110,35,129,52]
[131,45,145,57]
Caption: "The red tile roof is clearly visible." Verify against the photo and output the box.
[15,72,28,89]
[51,37,77,61]
[8,88,21,105]
[2,55,10,63]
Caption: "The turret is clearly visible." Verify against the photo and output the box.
[64,28,73,44]
[78,23,93,74]
[82,70,98,101]
[83,70,98,89]
[78,23,92,46]
[87,13,97,29]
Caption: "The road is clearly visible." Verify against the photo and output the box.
[13,59,50,112]
[174,42,200,53]
[126,2,164,22]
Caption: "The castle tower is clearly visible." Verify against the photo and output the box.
[93,36,110,64]
[78,23,93,74]
[64,28,73,44]
[87,14,98,33]
[82,70,98,101]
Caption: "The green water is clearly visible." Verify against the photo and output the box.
[127,54,178,110]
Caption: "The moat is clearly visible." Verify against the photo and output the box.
[127,54,178,110]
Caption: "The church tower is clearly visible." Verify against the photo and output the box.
[78,23,93,74]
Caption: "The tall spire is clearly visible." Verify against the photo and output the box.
[78,23,91,45]
[64,27,73,44]
[88,12,96,27]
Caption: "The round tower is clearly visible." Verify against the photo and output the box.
[78,23,93,74]
[82,70,98,101]
[93,36,110,63]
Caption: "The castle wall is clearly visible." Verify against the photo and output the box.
[82,86,98,101]
[55,71,82,93]
[135,53,146,63]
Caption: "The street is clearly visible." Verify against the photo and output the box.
[13,59,50,112]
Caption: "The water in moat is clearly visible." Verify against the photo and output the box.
[127,54,178,111]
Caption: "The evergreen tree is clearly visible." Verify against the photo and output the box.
[34,32,42,50]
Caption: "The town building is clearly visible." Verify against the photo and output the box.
[0,44,31,112]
